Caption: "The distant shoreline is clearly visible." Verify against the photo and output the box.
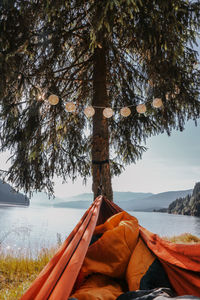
[0,203,29,207]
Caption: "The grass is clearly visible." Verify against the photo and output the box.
[0,246,58,300]
[164,233,200,244]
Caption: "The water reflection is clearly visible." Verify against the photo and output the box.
[0,206,85,256]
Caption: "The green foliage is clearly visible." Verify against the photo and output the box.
[168,182,200,216]
[0,0,200,194]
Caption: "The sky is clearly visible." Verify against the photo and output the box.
[52,119,200,198]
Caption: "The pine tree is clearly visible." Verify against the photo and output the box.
[0,0,200,200]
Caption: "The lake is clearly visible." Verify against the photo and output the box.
[0,205,200,256]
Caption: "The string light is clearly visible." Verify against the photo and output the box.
[136,104,147,114]
[84,106,95,118]
[48,94,59,105]
[152,98,163,108]
[65,102,76,112]
[103,107,113,118]
[120,107,131,117]
[44,89,168,118]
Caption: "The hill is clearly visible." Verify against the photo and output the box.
[30,192,63,207]
[61,191,153,203]
[52,191,154,209]
[168,182,200,216]
[0,180,29,206]
[0,180,193,211]
[41,189,192,212]
[133,189,192,211]
[30,191,153,208]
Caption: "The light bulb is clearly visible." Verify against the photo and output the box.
[103,107,113,118]
[65,102,76,112]
[152,98,163,108]
[136,104,147,114]
[120,107,131,117]
[84,106,95,118]
[48,94,59,105]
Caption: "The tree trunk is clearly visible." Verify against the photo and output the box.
[92,46,113,201]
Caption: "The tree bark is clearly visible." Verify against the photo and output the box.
[92,46,113,201]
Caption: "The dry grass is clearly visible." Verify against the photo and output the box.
[0,247,58,300]
[163,233,200,244]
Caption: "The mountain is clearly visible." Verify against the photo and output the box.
[54,200,92,209]
[0,180,193,211]
[168,183,200,216]
[61,191,153,203]
[51,191,153,209]
[110,192,153,202]
[30,192,63,207]
[63,193,94,202]
[30,191,153,208]
[0,180,29,206]
[113,189,192,211]
[49,190,192,212]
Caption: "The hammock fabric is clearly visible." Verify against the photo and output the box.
[21,196,200,300]
[140,227,200,296]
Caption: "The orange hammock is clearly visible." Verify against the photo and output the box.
[21,196,200,300]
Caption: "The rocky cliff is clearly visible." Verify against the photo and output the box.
[168,182,200,217]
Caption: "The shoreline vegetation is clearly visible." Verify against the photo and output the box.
[0,230,62,300]
[0,234,200,299]
[0,245,59,300]
[155,182,200,217]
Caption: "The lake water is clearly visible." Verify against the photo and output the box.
[0,205,200,256]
